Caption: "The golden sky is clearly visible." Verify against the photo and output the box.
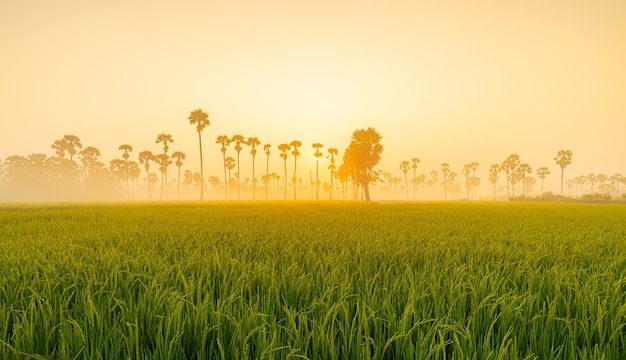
[1,0,625,194]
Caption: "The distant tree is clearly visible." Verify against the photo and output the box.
[156,133,174,200]
[312,143,324,200]
[182,170,193,189]
[118,144,133,199]
[554,149,573,196]
[138,151,156,200]
[246,137,261,200]
[596,173,608,187]
[216,135,231,200]
[517,163,532,196]
[52,135,83,162]
[341,127,383,201]
[327,148,339,200]
[586,173,597,192]
[610,174,623,192]
[500,154,520,198]
[171,151,186,200]
[225,156,235,199]
[290,140,302,200]
[536,167,551,195]
[411,158,420,200]
[188,109,210,200]
[488,164,500,201]
[231,135,246,200]
[78,146,101,181]
[441,163,450,200]
[400,160,410,200]
[278,143,290,200]
[264,144,271,200]
[430,170,439,195]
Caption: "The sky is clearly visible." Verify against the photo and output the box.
[1,0,625,196]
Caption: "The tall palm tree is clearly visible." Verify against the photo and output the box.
[138,151,156,200]
[118,144,133,199]
[264,144,271,200]
[586,173,597,192]
[501,154,520,198]
[78,146,101,181]
[231,135,245,200]
[188,109,210,200]
[517,163,532,196]
[290,141,302,200]
[246,137,261,200]
[411,158,420,200]
[216,135,231,200]
[537,167,551,195]
[327,148,339,200]
[156,133,174,200]
[341,128,383,201]
[155,154,171,200]
[554,150,573,196]
[312,143,324,200]
[278,143,290,200]
[171,151,186,200]
[400,160,410,200]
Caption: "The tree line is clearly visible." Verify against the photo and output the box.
[1,109,624,202]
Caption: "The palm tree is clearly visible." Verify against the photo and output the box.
[51,135,83,161]
[290,141,302,200]
[312,143,324,200]
[400,160,410,200]
[156,133,174,199]
[118,144,133,199]
[501,154,520,198]
[536,167,551,195]
[610,174,623,192]
[138,151,156,200]
[225,156,235,199]
[441,163,450,200]
[78,146,101,181]
[188,109,210,200]
[171,151,186,200]
[489,164,499,201]
[246,137,261,200]
[554,150,573,196]
[264,144,271,200]
[231,135,245,200]
[411,158,420,200]
[341,128,383,201]
[216,135,231,200]
[586,173,597,192]
[278,143,290,200]
[155,153,171,200]
[517,163,532,196]
[327,148,339,200]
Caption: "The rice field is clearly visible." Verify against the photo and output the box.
[1,201,625,359]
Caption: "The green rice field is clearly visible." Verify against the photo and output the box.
[1,202,625,359]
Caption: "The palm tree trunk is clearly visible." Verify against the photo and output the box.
[293,157,298,200]
[252,155,256,200]
[236,152,241,200]
[177,166,181,200]
[198,132,204,201]
[283,159,287,200]
[222,153,227,200]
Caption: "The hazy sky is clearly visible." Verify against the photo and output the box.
[2,0,625,195]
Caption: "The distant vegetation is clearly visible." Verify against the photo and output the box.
[1,202,625,358]
[1,109,624,202]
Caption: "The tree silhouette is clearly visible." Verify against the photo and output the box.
[411,158,420,200]
[554,150,573,196]
[188,109,210,200]
[138,151,156,200]
[225,156,235,199]
[264,144,271,200]
[441,163,450,200]
[536,167,551,195]
[489,164,499,201]
[155,133,173,200]
[586,173,597,192]
[341,128,383,201]
[118,144,133,199]
[500,154,520,198]
[216,135,231,200]
[312,143,324,200]
[327,147,338,200]
[278,143,290,200]
[78,146,101,181]
[290,140,302,200]
[231,135,245,200]
[610,174,623,192]
[171,151,186,200]
[246,137,261,200]
[400,160,410,200]
[517,163,532,196]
